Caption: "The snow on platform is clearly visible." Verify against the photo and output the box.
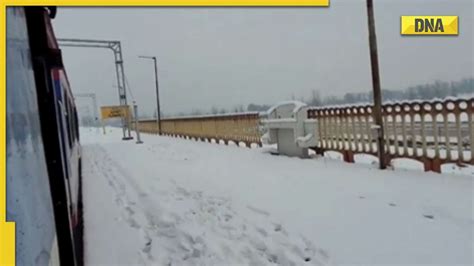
[80,127,473,265]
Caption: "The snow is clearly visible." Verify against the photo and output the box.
[261,132,271,145]
[160,111,260,121]
[266,101,307,115]
[307,95,473,111]
[263,118,297,123]
[327,148,474,174]
[295,134,314,147]
[81,127,473,265]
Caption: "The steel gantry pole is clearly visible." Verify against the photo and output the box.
[366,0,386,169]
[58,38,133,140]
[138,55,162,135]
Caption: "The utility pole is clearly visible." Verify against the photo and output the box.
[366,0,386,169]
[138,55,162,135]
[58,38,133,140]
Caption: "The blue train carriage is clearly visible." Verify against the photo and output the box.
[51,60,83,266]
[6,6,83,266]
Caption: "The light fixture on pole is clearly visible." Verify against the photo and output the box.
[138,55,161,135]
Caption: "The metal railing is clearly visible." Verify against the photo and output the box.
[307,98,474,172]
[137,112,262,147]
[137,98,473,172]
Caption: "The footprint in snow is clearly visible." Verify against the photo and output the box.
[246,205,270,216]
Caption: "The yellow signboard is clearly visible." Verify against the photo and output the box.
[100,105,130,119]
[401,16,458,35]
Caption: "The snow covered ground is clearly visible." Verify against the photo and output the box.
[80,127,473,265]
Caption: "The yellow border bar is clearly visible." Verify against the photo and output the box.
[0,5,5,225]
[0,223,15,266]
[0,4,15,266]
[5,0,329,6]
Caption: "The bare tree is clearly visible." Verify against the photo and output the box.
[191,109,202,116]
[310,89,322,106]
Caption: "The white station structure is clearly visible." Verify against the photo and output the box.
[261,101,319,158]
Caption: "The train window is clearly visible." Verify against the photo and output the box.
[69,100,75,144]
[65,98,73,148]
[73,109,79,141]
[71,109,76,142]
[71,104,77,142]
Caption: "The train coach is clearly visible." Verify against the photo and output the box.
[6,6,83,265]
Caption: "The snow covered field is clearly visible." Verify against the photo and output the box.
[80,127,473,265]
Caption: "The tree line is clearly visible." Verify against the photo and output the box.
[160,77,473,117]
[306,78,473,107]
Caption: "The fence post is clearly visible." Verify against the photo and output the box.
[133,102,143,144]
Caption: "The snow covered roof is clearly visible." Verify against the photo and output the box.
[307,96,474,111]
[265,101,307,115]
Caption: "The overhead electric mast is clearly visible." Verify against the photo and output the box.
[58,38,133,140]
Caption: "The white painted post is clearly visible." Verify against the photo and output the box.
[133,102,143,144]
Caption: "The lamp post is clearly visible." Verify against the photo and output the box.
[138,55,161,135]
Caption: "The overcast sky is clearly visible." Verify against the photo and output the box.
[53,0,473,116]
